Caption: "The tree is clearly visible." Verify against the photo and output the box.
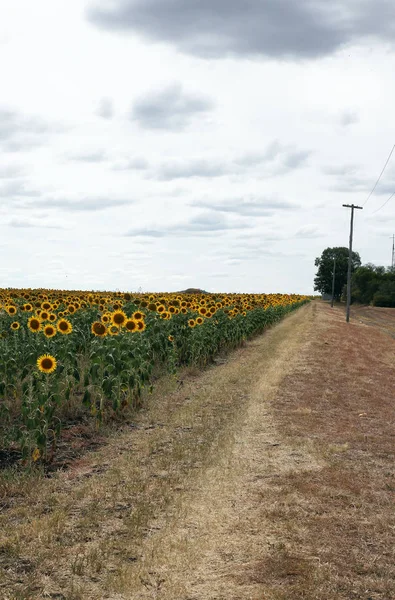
[314,247,361,300]
[351,263,395,306]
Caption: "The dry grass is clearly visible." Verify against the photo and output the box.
[253,302,395,600]
[1,302,394,600]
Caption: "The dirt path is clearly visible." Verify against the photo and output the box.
[129,302,322,600]
[1,301,394,600]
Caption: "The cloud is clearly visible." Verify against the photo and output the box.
[156,159,227,180]
[339,109,359,127]
[294,224,321,238]
[130,83,214,130]
[191,196,298,216]
[0,180,41,198]
[87,0,395,60]
[125,211,251,237]
[112,157,150,171]
[96,97,114,119]
[155,142,310,181]
[6,217,65,229]
[67,150,108,162]
[0,107,52,151]
[234,143,311,174]
[282,150,310,170]
[322,164,359,176]
[36,196,136,212]
[0,165,25,179]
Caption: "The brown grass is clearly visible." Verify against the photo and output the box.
[250,302,395,599]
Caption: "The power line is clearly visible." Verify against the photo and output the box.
[370,190,395,214]
[363,143,395,207]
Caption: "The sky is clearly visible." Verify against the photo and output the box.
[1,0,395,294]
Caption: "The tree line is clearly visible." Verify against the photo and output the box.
[314,247,395,307]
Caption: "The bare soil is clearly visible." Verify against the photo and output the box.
[0,301,394,600]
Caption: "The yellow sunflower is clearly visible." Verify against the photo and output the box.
[125,319,137,332]
[6,305,17,316]
[43,324,57,338]
[108,324,119,336]
[27,316,42,333]
[10,321,20,330]
[111,310,127,326]
[57,319,73,334]
[32,448,41,462]
[132,311,144,321]
[91,321,107,337]
[136,320,146,332]
[188,319,196,328]
[37,354,57,374]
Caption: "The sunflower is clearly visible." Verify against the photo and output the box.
[44,324,57,338]
[6,305,17,316]
[132,311,144,321]
[108,324,119,336]
[196,316,204,325]
[147,303,157,312]
[188,319,196,328]
[125,319,137,332]
[112,310,127,326]
[101,313,111,324]
[198,306,207,316]
[156,305,166,314]
[10,321,20,330]
[57,318,73,335]
[28,316,42,333]
[23,303,33,312]
[91,321,107,337]
[136,320,146,332]
[37,354,57,374]
[32,448,41,462]
[168,335,174,342]
[41,301,52,310]
[48,313,57,322]
[40,311,49,321]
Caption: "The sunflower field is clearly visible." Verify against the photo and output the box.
[0,288,309,463]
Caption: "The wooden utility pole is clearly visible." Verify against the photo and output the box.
[343,204,363,322]
[391,234,395,270]
[331,257,336,307]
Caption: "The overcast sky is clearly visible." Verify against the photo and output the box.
[1,0,395,294]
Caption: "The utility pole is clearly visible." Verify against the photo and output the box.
[391,234,395,271]
[343,204,363,322]
[331,257,336,307]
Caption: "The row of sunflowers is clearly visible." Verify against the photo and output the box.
[0,288,309,464]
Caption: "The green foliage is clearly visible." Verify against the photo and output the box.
[314,247,361,300]
[0,295,309,464]
[351,264,395,306]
